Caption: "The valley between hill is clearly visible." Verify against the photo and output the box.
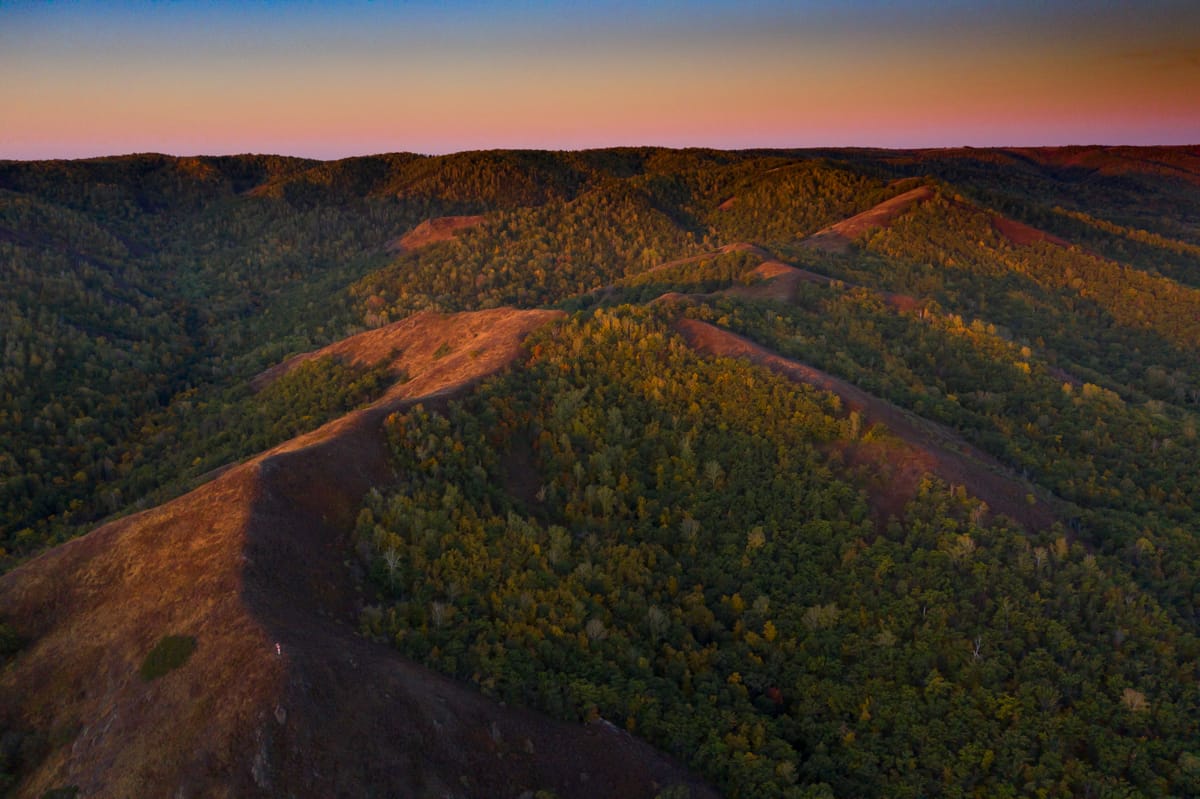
[2,146,1199,798]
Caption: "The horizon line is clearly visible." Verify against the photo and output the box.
[4,141,1199,164]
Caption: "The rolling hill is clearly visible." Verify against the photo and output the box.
[1,308,717,798]
[2,146,1199,798]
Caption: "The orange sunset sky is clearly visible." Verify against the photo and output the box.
[2,0,1198,160]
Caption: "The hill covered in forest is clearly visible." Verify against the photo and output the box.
[2,146,1199,797]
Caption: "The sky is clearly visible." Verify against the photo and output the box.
[1,0,1198,160]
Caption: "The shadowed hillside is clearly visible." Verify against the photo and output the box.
[4,146,1200,799]
[0,308,717,798]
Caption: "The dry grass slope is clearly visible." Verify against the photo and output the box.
[385,214,486,254]
[1,308,717,799]
[800,185,935,253]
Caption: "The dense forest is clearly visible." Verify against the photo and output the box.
[2,146,1199,797]
[356,309,1199,798]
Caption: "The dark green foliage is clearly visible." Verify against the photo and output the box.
[853,147,1200,248]
[0,724,68,798]
[0,622,22,661]
[654,787,693,799]
[561,250,767,311]
[863,194,1200,354]
[774,205,1200,407]
[350,179,703,323]
[98,355,395,528]
[359,309,1200,799]
[0,154,435,561]
[255,356,395,441]
[1027,206,1200,288]
[9,146,1192,566]
[40,787,79,799]
[696,288,1199,518]
[139,635,197,681]
[619,250,764,295]
[5,145,1200,797]
[705,159,889,245]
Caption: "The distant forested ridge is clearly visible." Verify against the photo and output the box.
[3,146,1199,798]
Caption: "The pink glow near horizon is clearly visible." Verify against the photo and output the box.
[2,2,1198,160]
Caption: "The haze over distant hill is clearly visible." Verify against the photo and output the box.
[2,146,1200,798]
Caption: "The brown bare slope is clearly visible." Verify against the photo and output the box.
[675,318,1056,531]
[721,260,836,304]
[1,309,716,799]
[385,214,485,254]
[991,214,1073,248]
[798,179,1076,255]
[801,185,935,252]
[647,255,921,314]
[252,307,556,394]
[723,257,923,311]
[634,241,768,276]
[648,246,920,312]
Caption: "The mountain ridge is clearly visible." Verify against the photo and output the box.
[3,145,1200,798]
[1,307,718,798]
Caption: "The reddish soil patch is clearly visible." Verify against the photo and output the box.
[639,243,830,304]
[991,215,1072,248]
[675,318,1057,531]
[801,185,935,253]
[717,196,737,211]
[1,309,715,799]
[837,439,937,526]
[882,291,923,313]
[386,214,485,254]
[1047,365,1084,389]
[721,241,769,256]
[648,252,927,316]
[749,260,804,282]
[649,291,695,308]
[252,307,563,394]
[724,261,834,303]
[639,242,770,277]
[723,257,922,314]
